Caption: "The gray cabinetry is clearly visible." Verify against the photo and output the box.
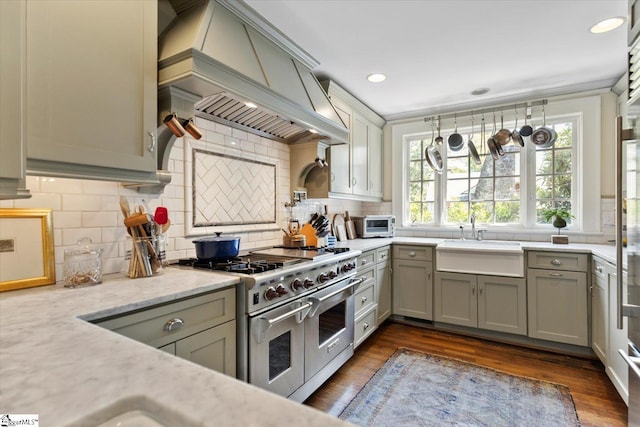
[434,272,527,335]
[608,266,629,404]
[591,257,609,363]
[95,287,236,377]
[321,80,385,201]
[526,251,589,346]
[21,0,159,184]
[353,245,390,347]
[392,245,433,320]
[375,247,391,322]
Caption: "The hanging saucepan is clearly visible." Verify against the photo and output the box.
[425,118,443,174]
[494,112,512,146]
[531,105,557,148]
[468,115,481,165]
[487,113,500,160]
[448,114,464,151]
[435,116,444,145]
[511,108,524,147]
[193,232,240,260]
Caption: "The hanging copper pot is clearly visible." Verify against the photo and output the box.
[163,113,186,137]
[182,118,203,140]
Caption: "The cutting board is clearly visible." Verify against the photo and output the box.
[300,223,317,247]
[333,214,347,241]
[345,211,357,240]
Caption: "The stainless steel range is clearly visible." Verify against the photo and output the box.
[178,246,362,402]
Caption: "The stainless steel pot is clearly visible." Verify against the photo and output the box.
[193,232,240,259]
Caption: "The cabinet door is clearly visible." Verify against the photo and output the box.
[376,258,391,323]
[591,270,608,364]
[392,259,433,320]
[176,320,236,377]
[368,125,383,198]
[607,270,629,403]
[527,269,588,346]
[478,275,527,336]
[351,113,369,196]
[328,98,352,194]
[434,272,476,327]
[24,1,157,178]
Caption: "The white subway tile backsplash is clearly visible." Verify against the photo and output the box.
[62,227,102,246]
[41,177,83,194]
[63,194,102,211]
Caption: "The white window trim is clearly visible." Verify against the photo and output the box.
[390,95,601,235]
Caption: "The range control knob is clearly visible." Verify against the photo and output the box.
[275,284,288,296]
[328,270,338,279]
[318,272,329,283]
[303,278,314,289]
[291,278,304,291]
[265,286,279,301]
[341,264,350,273]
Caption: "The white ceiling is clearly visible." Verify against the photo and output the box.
[244,0,628,121]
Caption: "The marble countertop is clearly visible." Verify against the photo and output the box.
[0,237,624,426]
[0,268,354,427]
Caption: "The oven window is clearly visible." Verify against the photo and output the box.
[319,301,346,345]
[269,331,291,381]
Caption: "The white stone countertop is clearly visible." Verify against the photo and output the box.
[0,237,624,426]
[0,268,354,427]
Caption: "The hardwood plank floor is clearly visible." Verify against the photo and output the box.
[305,322,628,426]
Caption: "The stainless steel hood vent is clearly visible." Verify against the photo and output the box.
[157,0,349,152]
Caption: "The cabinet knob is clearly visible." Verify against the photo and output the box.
[147,131,156,153]
[361,296,367,303]
[363,322,370,330]
[408,251,416,257]
[596,266,603,272]
[380,253,387,259]
[164,317,184,332]
[551,259,562,266]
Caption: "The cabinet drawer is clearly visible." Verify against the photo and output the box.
[94,287,235,348]
[592,258,611,280]
[393,245,433,261]
[355,279,376,315]
[354,306,377,348]
[358,250,376,269]
[527,251,588,272]
[376,246,391,263]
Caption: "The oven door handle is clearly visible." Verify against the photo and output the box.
[618,348,640,380]
[307,277,364,318]
[253,302,312,344]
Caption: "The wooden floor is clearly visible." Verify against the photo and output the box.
[305,322,628,427]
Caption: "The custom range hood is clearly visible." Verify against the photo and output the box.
[155,0,349,171]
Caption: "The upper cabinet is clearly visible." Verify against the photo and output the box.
[321,80,385,201]
[0,0,159,196]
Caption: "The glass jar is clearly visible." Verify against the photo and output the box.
[64,238,103,288]
[126,236,164,278]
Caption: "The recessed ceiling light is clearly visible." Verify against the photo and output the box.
[245,102,258,108]
[309,129,318,134]
[590,17,625,34]
[471,88,490,96]
[367,73,386,83]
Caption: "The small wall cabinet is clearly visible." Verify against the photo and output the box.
[0,0,160,193]
[94,287,237,377]
[321,80,385,201]
[526,251,589,346]
[434,272,527,336]
[392,245,433,320]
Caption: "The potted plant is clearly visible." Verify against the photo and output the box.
[542,208,574,244]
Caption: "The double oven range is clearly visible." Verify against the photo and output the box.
[178,246,362,402]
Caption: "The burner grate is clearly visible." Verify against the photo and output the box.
[177,257,286,274]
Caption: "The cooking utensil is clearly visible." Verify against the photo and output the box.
[193,232,240,260]
[300,223,318,247]
[425,118,443,174]
[531,105,557,148]
[345,211,357,240]
[511,109,524,147]
[163,113,186,138]
[468,116,481,165]
[448,115,464,151]
[434,116,444,145]
[487,114,500,160]
[154,207,168,226]
[519,107,534,140]
[494,112,512,146]
[181,118,203,140]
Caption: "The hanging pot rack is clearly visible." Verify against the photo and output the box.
[422,99,548,125]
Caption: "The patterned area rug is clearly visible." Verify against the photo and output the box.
[339,348,580,427]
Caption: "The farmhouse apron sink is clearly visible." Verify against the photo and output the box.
[436,240,524,277]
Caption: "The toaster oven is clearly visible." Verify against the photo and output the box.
[352,215,395,238]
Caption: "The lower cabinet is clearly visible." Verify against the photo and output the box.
[591,258,609,363]
[94,287,236,377]
[527,268,588,346]
[375,247,391,323]
[392,245,433,320]
[434,272,527,335]
[608,269,629,404]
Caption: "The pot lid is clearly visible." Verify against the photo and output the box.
[193,232,240,242]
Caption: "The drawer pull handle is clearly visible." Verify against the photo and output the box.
[551,259,562,265]
[408,251,416,257]
[361,296,368,303]
[164,317,184,332]
[361,260,368,265]
[380,253,387,259]
[596,266,603,273]
[549,273,563,277]
[363,322,370,330]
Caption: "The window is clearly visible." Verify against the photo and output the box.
[394,97,598,232]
